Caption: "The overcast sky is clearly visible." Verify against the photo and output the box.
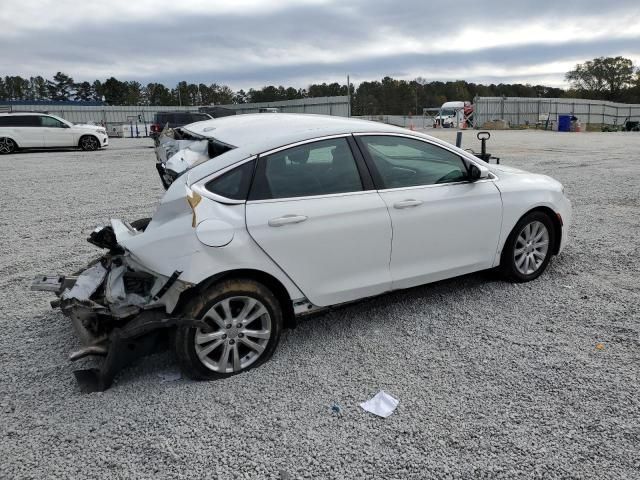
[2,0,639,90]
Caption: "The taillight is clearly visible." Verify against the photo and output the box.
[150,124,161,133]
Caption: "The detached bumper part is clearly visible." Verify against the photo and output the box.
[31,230,194,391]
[70,312,207,393]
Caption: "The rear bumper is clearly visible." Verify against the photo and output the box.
[30,222,197,391]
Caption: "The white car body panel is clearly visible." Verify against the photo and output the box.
[379,180,502,289]
[113,176,304,307]
[246,191,393,306]
[105,114,569,312]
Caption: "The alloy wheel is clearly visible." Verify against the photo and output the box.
[81,136,99,151]
[195,296,272,373]
[514,220,549,275]
[0,137,16,154]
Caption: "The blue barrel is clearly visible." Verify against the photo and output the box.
[558,115,571,132]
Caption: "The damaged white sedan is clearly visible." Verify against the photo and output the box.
[32,113,571,391]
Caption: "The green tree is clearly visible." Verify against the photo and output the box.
[75,81,93,101]
[566,56,635,101]
[46,72,75,101]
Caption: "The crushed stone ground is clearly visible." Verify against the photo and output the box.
[0,130,638,479]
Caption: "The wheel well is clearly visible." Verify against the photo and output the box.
[78,134,99,146]
[1,137,18,147]
[175,269,297,329]
[523,206,562,255]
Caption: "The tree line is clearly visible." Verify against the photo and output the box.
[1,57,638,115]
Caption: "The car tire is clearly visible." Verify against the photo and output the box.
[175,278,283,381]
[79,135,100,151]
[0,137,17,154]
[500,211,556,283]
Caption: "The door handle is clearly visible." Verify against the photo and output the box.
[393,199,423,209]
[268,215,308,227]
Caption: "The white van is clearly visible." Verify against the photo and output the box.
[434,101,473,128]
[0,113,109,154]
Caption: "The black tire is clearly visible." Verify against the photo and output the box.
[175,278,283,380]
[0,137,17,154]
[130,217,151,232]
[500,211,556,283]
[79,135,100,151]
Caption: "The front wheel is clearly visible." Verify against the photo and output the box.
[79,135,100,151]
[500,211,555,282]
[175,278,283,380]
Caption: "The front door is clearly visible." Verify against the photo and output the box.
[246,136,392,306]
[356,134,502,290]
[40,115,75,147]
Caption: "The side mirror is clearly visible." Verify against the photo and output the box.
[469,163,490,181]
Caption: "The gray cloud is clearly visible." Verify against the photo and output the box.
[1,0,639,88]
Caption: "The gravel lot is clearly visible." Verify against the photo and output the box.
[1,130,638,479]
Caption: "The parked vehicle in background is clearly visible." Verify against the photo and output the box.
[149,111,213,142]
[259,107,280,113]
[0,112,108,154]
[198,106,237,119]
[32,114,571,391]
[434,101,474,128]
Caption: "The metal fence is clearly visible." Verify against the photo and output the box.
[219,96,349,116]
[474,97,640,128]
[1,96,350,137]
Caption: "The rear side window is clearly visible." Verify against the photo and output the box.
[0,115,40,127]
[249,137,363,200]
[205,160,255,200]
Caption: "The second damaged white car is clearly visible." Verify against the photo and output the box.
[32,114,571,391]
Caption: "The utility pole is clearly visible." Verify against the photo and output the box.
[347,74,351,117]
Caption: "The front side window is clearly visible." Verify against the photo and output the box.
[40,116,65,128]
[250,137,363,200]
[360,135,469,189]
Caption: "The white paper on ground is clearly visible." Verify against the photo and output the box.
[360,390,399,418]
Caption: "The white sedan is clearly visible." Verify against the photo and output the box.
[32,114,571,390]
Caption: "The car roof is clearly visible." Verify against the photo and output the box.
[184,113,457,185]
[0,112,50,116]
[183,113,410,152]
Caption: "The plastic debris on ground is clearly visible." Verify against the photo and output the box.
[360,390,399,418]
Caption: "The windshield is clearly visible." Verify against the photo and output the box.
[50,114,72,126]
[440,109,457,117]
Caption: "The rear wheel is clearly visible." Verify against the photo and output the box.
[79,135,100,151]
[500,211,555,282]
[175,278,283,380]
[0,137,17,154]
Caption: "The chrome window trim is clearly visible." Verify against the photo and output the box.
[352,130,491,172]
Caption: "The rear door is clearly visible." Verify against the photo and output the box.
[245,136,393,306]
[5,115,43,147]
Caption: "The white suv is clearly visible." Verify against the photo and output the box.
[0,112,108,154]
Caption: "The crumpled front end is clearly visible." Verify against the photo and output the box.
[31,220,204,392]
